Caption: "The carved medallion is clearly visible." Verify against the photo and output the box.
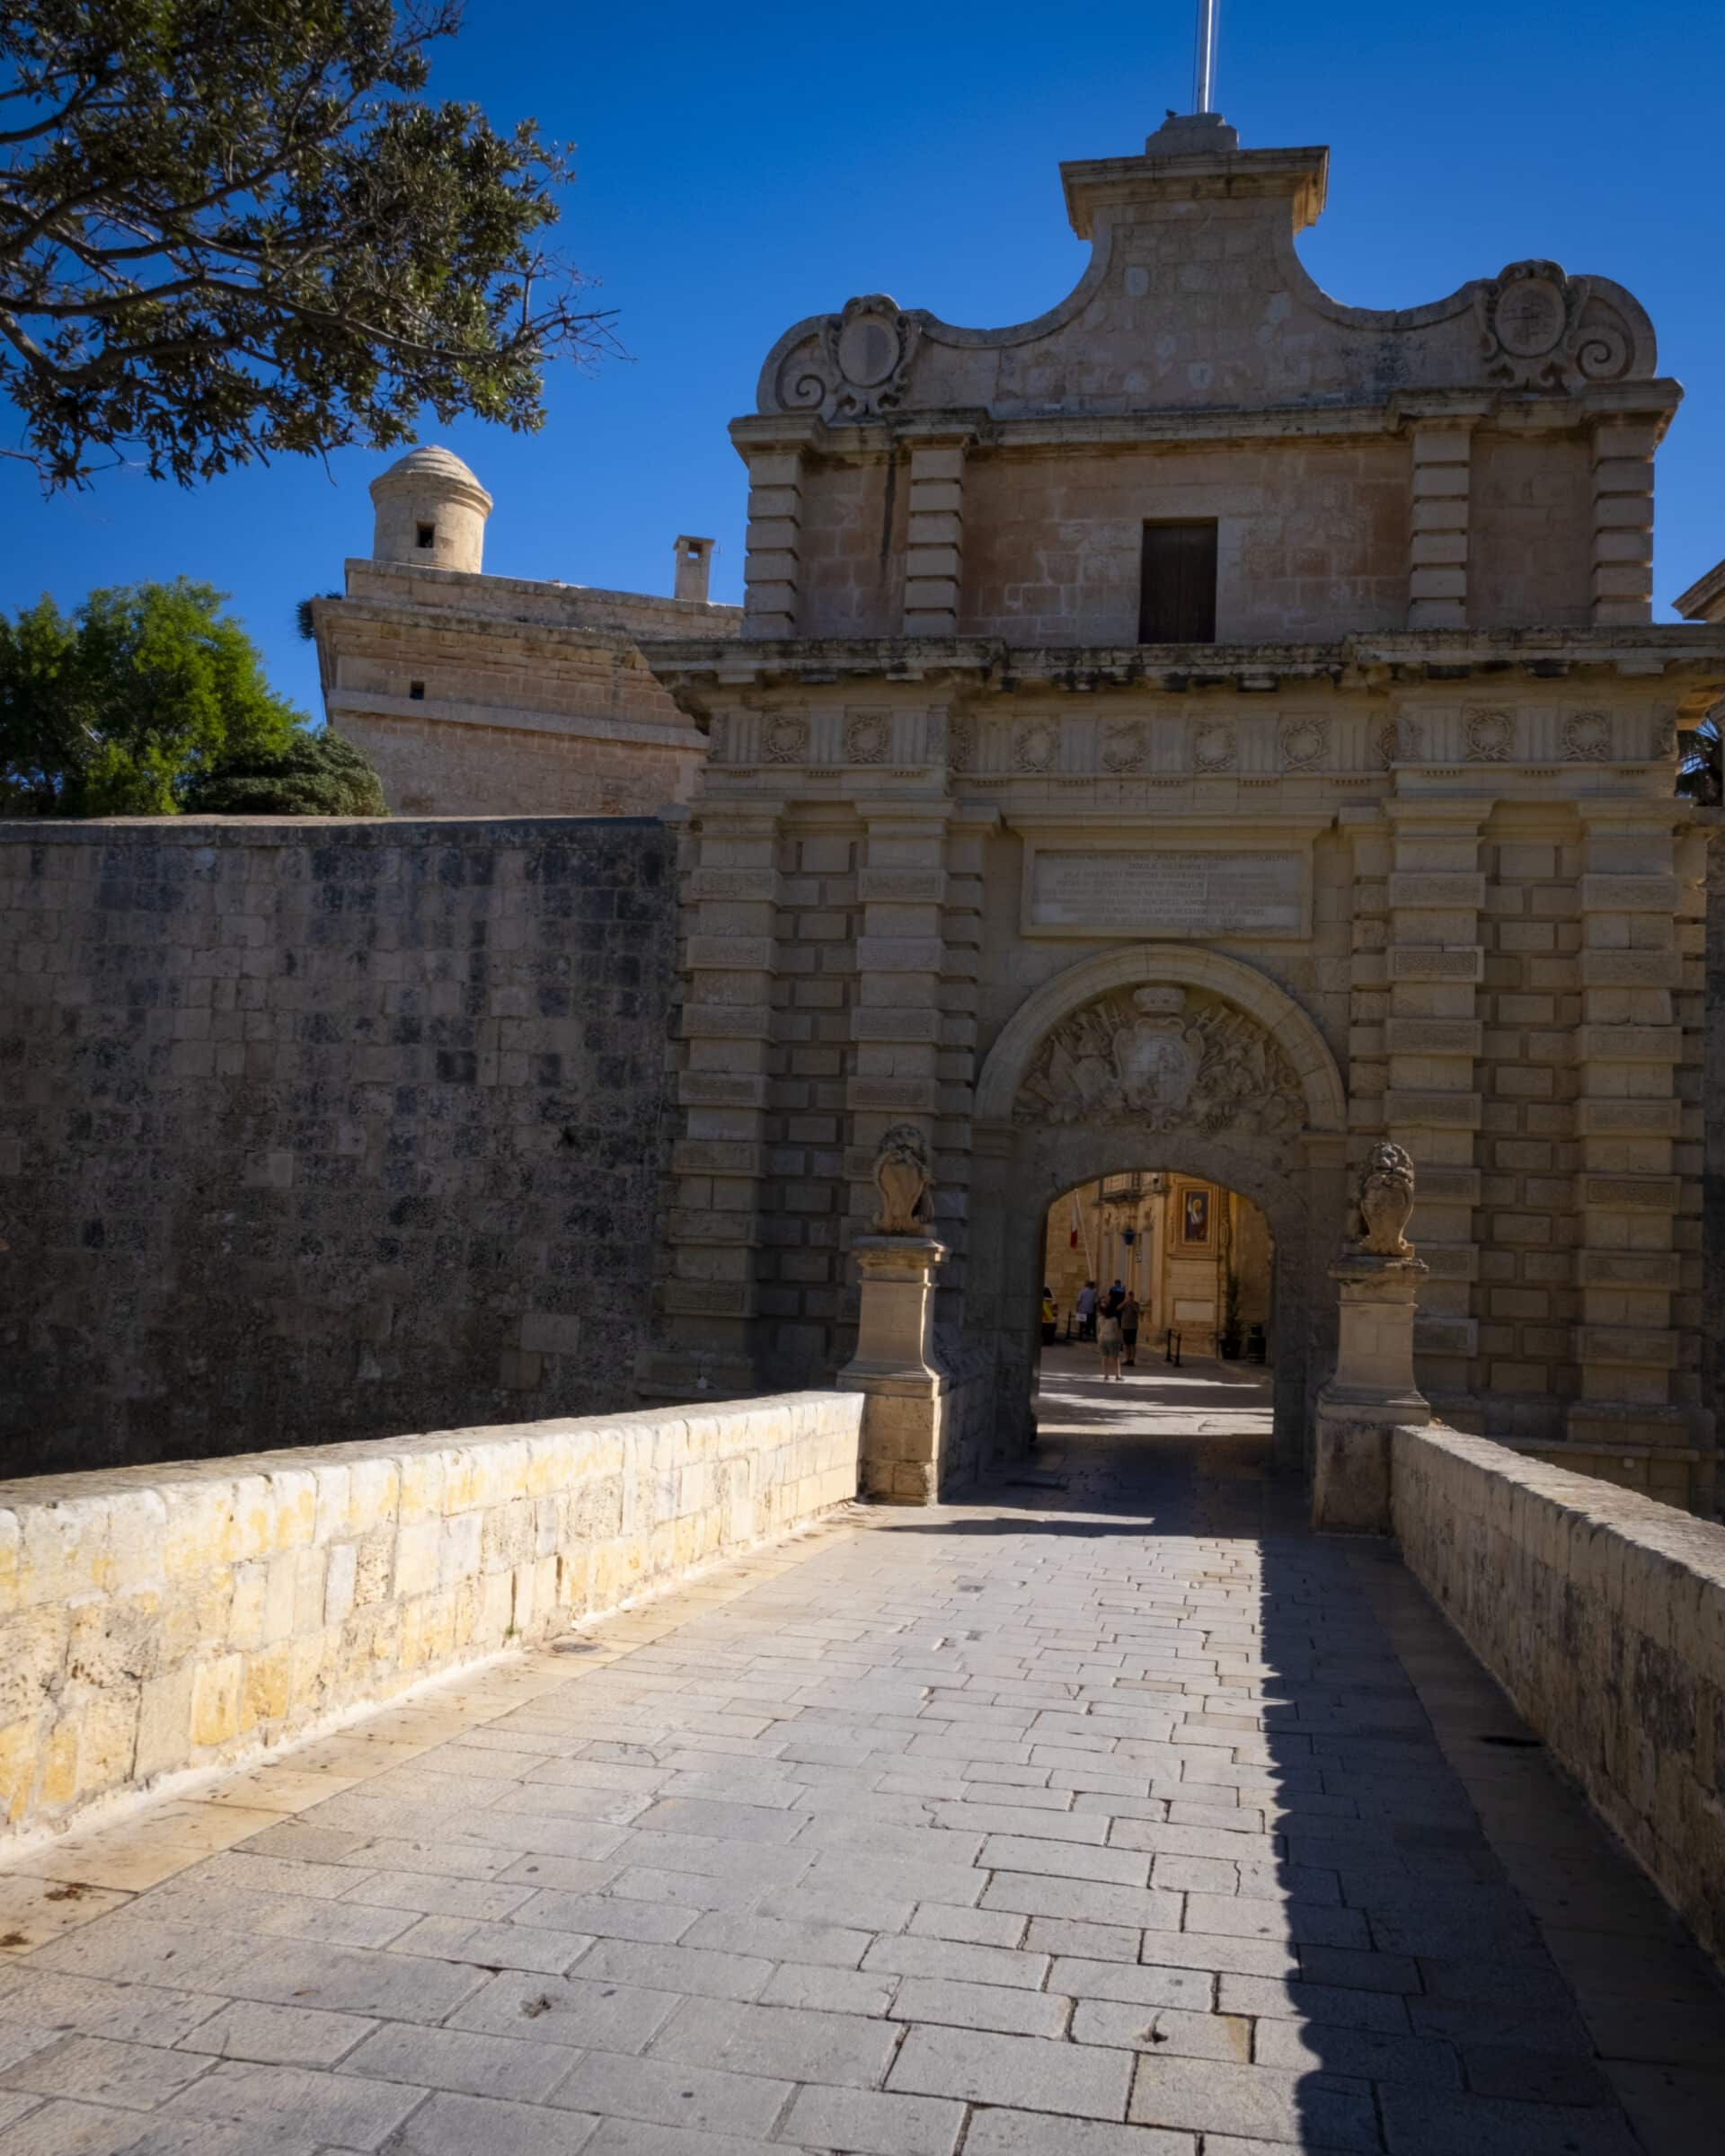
[1013,985,1305,1139]
[1101,719,1148,773]
[1013,720,1059,774]
[762,714,809,764]
[780,294,923,421]
[1279,717,1330,772]
[847,712,891,764]
[1476,261,1633,389]
[1191,719,1237,773]
[1464,709,1515,763]
[1561,711,1612,763]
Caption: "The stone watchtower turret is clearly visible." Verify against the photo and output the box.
[368,445,492,574]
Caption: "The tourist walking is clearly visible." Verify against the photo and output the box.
[1075,1280,1098,1340]
[1119,1289,1140,1367]
[1096,1301,1124,1381]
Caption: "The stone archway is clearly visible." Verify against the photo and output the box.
[958,946,1349,1480]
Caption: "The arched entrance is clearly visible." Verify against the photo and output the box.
[958,945,1349,1480]
[1041,1171,1276,1368]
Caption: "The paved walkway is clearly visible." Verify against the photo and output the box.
[4,1361,1724,2156]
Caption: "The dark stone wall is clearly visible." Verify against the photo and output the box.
[0,817,680,1477]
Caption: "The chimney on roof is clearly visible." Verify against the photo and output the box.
[674,535,715,605]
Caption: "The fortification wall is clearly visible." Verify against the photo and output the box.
[0,817,682,1479]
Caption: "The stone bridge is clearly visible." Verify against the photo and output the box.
[1,1362,1721,2154]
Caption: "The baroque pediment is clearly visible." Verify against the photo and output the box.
[756,135,1658,424]
[1013,985,1305,1137]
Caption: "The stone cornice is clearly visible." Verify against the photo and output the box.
[331,561,742,634]
[1060,144,1331,240]
[1674,556,1725,623]
[322,597,699,667]
[729,383,1683,464]
[647,627,1725,710]
[324,690,705,753]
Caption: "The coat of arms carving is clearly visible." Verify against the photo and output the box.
[1013,987,1304,1137]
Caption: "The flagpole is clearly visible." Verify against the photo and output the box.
[1193,0,1219,113]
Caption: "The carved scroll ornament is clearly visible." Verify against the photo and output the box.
[1476,261,1636,390]
[1013,986,1305,1138]
[780,295,923,422]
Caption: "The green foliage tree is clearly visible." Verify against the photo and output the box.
[1,2,612,490]
[0,578,305,813]
[183,727,386,815]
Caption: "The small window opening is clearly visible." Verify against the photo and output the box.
[409,680,426,701]
[415,522,436,550]
[1139,520,1218,643]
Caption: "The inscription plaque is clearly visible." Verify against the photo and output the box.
[1027,849,1305,937]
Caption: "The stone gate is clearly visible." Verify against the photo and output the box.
[644,111,1724,1507]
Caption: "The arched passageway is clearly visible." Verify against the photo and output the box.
[1032,1166,1277,1462]
[951,945,1350,1486]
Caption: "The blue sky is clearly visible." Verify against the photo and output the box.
[4,1,1721,716]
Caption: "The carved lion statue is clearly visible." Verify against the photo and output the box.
[872,1124,932,1236]
[1351,1142,1416,1257]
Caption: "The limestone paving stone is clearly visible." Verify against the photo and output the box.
[960,2110,1197,2155]
[0,2032,214,2109]
[447,1969,682,2054]
[780,2083,966,2155]
[756,1962,900,2016]
[888,1976,1069,2039]
[176,2000,378,2068]
[386,2089,604,2156]
[0,1969,225,2049]
[646,1996,900,2088]
[339,2019,575,2101]
[887,2023,1134,2120]
[161,2056,429,2146]
[546,2050,792,2137]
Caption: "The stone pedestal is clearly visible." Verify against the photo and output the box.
[838,1235,949,1504]
[1312,1250,1430,1533]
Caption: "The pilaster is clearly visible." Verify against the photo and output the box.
[1406,420,1475,629]
[902,435,970,637]
[846,804,953,1241]
[1382,800,1486,1401]
[1589,418,1657,627]
[742,447,804,638]
[933,801,992,1358]
[658,806,784,1392]
[1568,801,1690,1448]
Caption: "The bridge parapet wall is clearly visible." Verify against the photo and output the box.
[0,1391,862,1851]
[1393,1421,1725,1964]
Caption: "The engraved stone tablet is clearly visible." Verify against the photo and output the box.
[1027,849,1305,937]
